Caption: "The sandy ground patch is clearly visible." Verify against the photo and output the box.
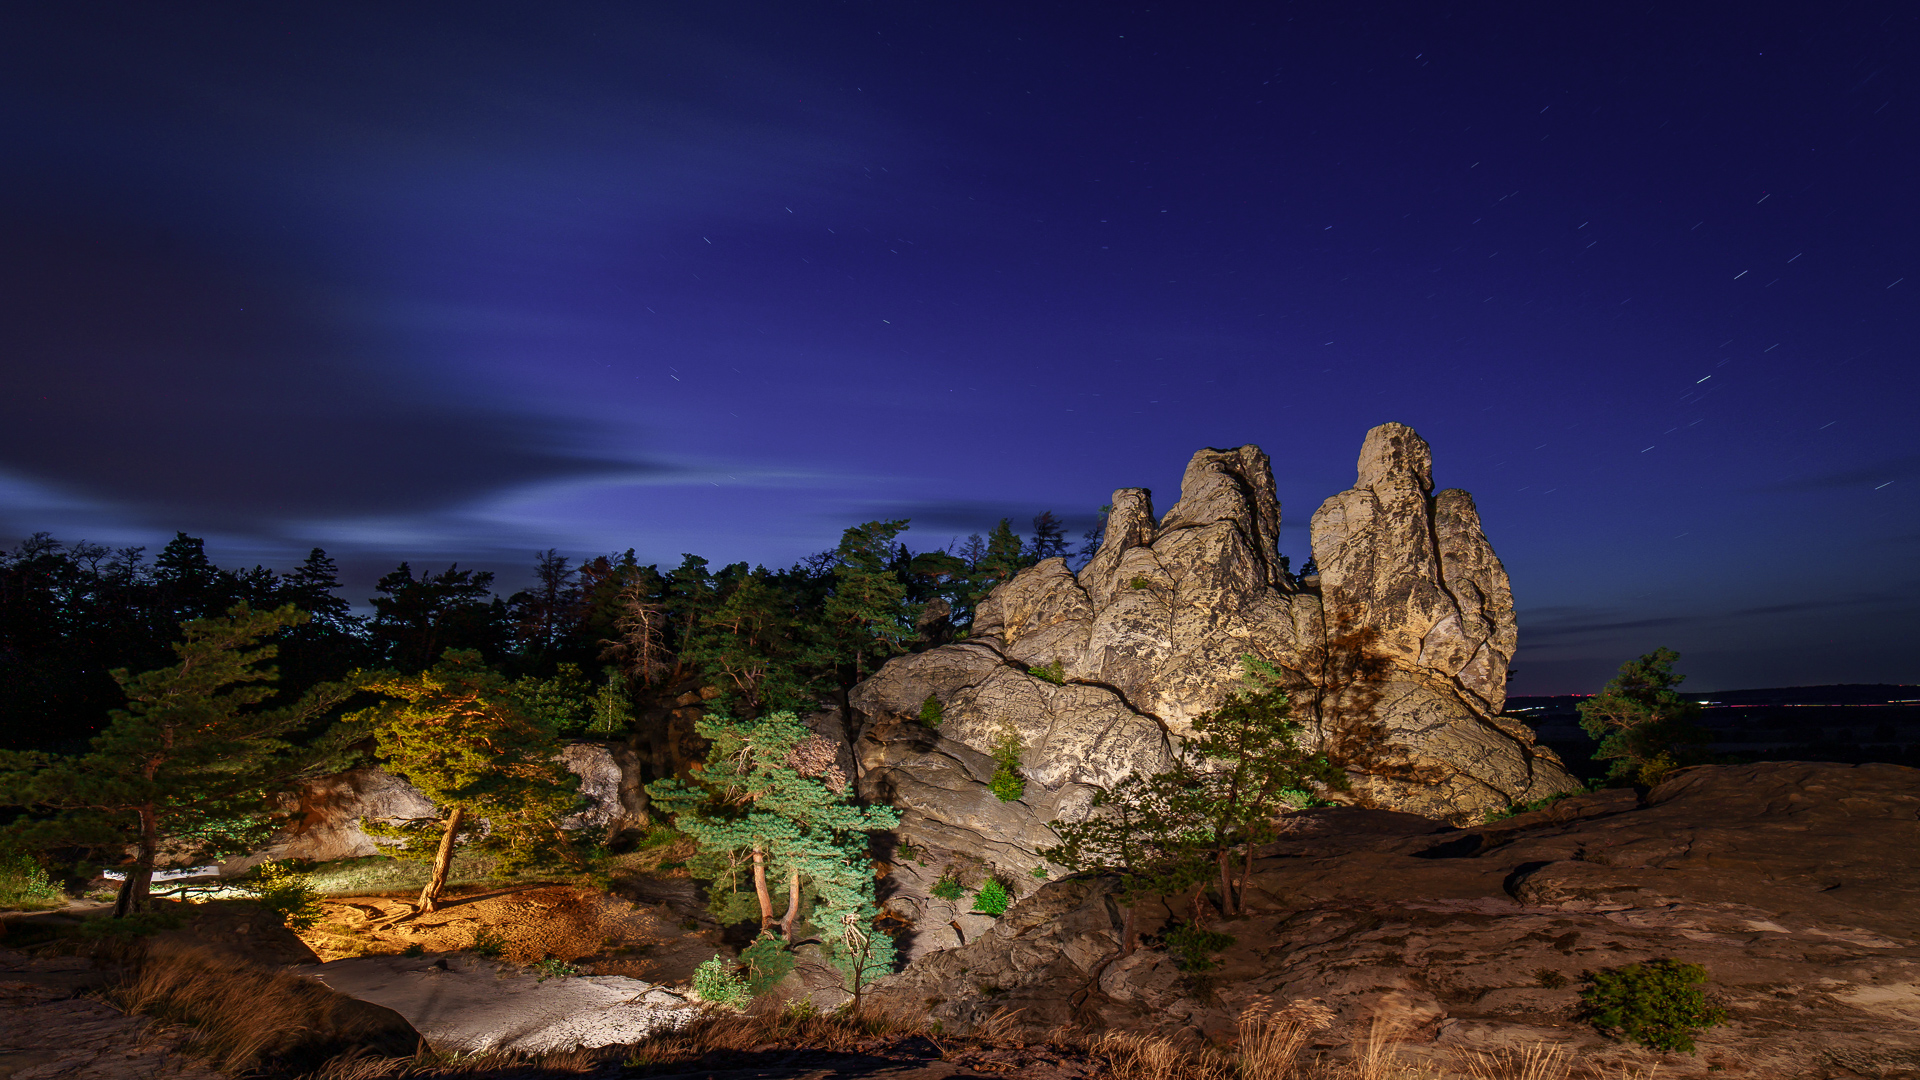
[298,882,723,984]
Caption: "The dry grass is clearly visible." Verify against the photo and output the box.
[110,942,420,1073]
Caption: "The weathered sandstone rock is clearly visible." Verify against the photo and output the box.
[231,744,635,873]
[870,762,1920,1079]
[853,425,1576,872]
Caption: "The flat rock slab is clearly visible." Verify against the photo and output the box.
[303,953,697,1054]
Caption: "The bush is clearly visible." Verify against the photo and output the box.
[1029,660,1066,685]
[532,957,581,980]
[740,935,795,994]
[235,860,323,931]
[691,954,752,1008]
[0,852,64,910]
[1579,957,1728,1052]
[988,728,1026,802]
[1162,921,1235,971]
[971,878,1010,917]
[930,871,966,902]
[470,927,508,958]
[917,695,944,727]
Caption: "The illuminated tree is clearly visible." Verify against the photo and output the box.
[350,651,584,913]
[0,604,350,916]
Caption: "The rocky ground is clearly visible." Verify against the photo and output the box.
[869,761,1920,1080]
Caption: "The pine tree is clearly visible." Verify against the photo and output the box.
[682,568,809,716]
[647,711,899,996]
[1041,769,1213,954]
[1182,657,1346,914]
[350,651,586,913]
[1578,648,1711,784]
[0,604,351,916]
[819,521,918,686]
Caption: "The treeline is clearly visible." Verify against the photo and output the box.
[0,512,1091,754]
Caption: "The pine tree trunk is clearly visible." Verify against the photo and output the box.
[1216,845,1236,916]
[1238,838,1257,910]
[1121,901,1138,955]
[418,805,464,913]
[777,865,801,940]
[115,804,160,918]
[752,844,776,929]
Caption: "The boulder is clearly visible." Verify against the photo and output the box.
[231,744,639,874]
[869,762,1920,1078]
[852,425,1577,874]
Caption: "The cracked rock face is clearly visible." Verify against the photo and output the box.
[853,424,1578,872]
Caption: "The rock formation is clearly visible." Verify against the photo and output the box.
[853,424,1577,871]
[868,762,1920,1078]
[227,744,638,874]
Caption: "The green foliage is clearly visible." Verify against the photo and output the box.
[401,942,425,957]
[691,955,752,1008]
[1030,865,1049,879]
[740,935,796,994]
[350,650,588,907]
[470,927,507,958]
[1579,958,1728,1052]
[0,852,64,910]
[917,694,945,728]
[235,860,323,932]
[1578,649,1712,784]
[647,710,900,995]
[683,566,812,716]
[1046,656,1345,916]
[971,878,1010,916]
[819,521,920,685]
[532,957,581,980]
[1484,791,1577,823]
[586,668,636,735]
[1128,576,1153,590]
[1162,921,1236,971]
[0,604,352,916]
[930,871,966,902]
[1029,659,1066,685]
[988,727,1026,802]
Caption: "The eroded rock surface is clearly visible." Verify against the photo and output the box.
[305,953,696,1054]
[870,762,1920,1079]
[854,425,1576,871]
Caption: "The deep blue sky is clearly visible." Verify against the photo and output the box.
[3,3,1915,693]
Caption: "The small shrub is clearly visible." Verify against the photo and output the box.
[917,694,944,727]
[691,954,752,1008]
[1579,957,1728,1052]
[235,860,323,932]
[532,957,581,980]
[988,728,1026,802]
[971,878,1010,917]
[988,765,1026,802]
[930,871,966,902]
[1162,921,1236,971]
[1636,751,1680,788]
[470,927,507,958]
[740,935,794,994]
[401,942,425,957]
[0,852,64,910]
[1029,660,1066,685]
[1485,791,1576,823]
[1128,576,1154,590]
[1030,865,1049,879]
[1536,968,1569,989]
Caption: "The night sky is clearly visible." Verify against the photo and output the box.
[3,4,1916,694]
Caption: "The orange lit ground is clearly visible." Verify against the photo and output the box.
[297,881,724,984]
